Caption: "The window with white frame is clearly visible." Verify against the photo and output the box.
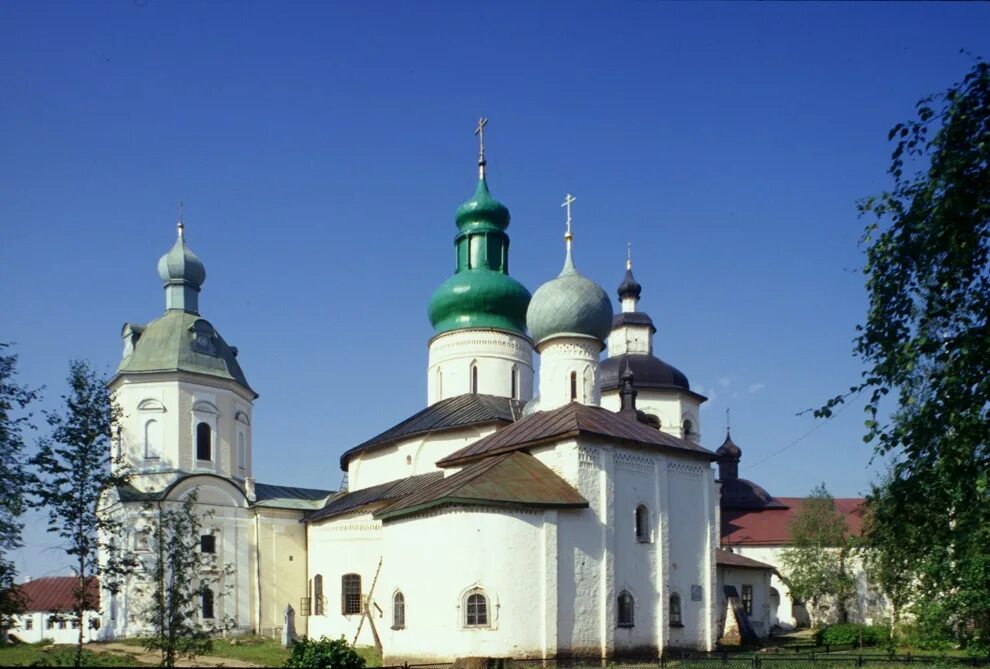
[196,422,211,461]
[464,591,489,627]
[635,504,650,542]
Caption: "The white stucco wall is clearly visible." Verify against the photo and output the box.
[9,612,101,644]
[379,508,552,663]
[346,425,499,492]
[600,390,702,445]
[112,373,254,491]
[715,566,773,638]
[101,477,253,640]
[536,338,603,410]
[427,329,534,405]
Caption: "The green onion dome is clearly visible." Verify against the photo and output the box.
[526,245,613,347]
[428,177,531,336]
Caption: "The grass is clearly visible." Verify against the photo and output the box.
[206,636,292,666]
[0,641,153,666]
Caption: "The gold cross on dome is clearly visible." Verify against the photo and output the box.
[561,193,576,239]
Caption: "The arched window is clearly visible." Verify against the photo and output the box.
[635,505,650,542]
[510,367,518,400]
[570,372,578,401]
[470,364,479,394]
[237,432,246,474]
[617,590,634,628]
[341,573,361,615]
[669,593,682,626]
[144,419,161,460]
[682,419,693,438]
[436,368,443,399]
[464,591,488,627]
[313,574,324,615]
[196,422,211,461]
[201,587,215,620]
[392,591,405,630]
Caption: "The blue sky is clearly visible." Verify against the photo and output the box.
[3,1,988,579]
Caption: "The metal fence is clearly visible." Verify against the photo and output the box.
[381,652,990,669]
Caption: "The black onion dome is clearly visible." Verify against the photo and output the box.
[601,353,690,392]
[720,477,789,511]
[716,431,742,461]
[617,268,642,301]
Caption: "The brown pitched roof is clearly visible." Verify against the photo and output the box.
[16,577,99,612]
[339,394,524,470]
[436,402,717,467]
[721,497,866,546]
[307,472,444,523]
[375,451,588,521]
[716,550,776,571]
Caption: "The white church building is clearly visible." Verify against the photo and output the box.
[99,127,756,661]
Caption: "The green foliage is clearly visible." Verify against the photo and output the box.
[814,622,889,647]
[0,344,39,627]
[284,636,367,669]
[778,484,856,628]
[820,59,990,650]
[28,360,137,667]
[139,491,237,667]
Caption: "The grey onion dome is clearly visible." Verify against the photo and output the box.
[617,268,642,300]
[716,430,742,461]
[157,228,206,288]
[526,246,614,347]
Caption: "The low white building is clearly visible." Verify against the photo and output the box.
[8,577,101,645]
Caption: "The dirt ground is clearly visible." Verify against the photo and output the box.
[97,642,265,667]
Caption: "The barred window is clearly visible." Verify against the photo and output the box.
[617,590,634,627]
[341,573,361,615]
[742,584,753,616]
[393,591,405,630]
[464,592,488,627]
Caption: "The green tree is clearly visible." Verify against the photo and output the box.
[140,490,236,668]
[0,344,38,629]
[284,636,366,669]
[778,484,856,629]
[819,59,990,649]
[29,361,136,668]
[858,478,914,639]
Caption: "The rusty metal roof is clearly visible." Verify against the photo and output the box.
[339,393,525,470]
[16,577,99,612]
[375,451,588,521]
[254,482,334,510]
[306,471,444,522]
[436,401,717,467]
[715,550,776,571]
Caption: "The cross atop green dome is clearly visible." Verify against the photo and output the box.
[427,120,531,337]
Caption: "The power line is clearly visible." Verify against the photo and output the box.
[741,389,865,472]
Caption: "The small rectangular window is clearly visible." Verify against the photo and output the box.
[47,618,55,630]
[742,584,753,616]
[24,617,33,630]
[200,534,216,554]
[202,588,215,619]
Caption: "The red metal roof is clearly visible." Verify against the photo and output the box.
[721,497,865,546]
[16,576,99,612]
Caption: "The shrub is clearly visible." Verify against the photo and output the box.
[814,622,889,647]
[284,636,366,669]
